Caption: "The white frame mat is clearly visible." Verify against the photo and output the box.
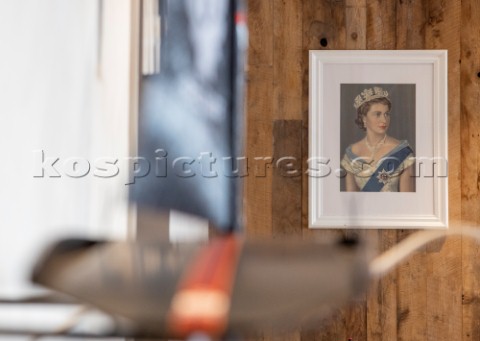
[308,50,448,229]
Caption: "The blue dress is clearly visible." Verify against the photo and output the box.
[341,140,415,192]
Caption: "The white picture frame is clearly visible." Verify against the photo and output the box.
[308,50,448,229]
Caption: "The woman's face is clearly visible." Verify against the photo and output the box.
[363,103,390,135]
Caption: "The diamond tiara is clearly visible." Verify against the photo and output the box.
[353,87,389,109]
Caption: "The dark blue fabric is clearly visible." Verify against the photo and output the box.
[361,146,413,192]
[131,0,246,231]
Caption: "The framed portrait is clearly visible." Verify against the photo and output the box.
[308,50,448,229]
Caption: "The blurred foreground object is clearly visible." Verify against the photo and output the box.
[131,0,247,232]
[32,236,369,339]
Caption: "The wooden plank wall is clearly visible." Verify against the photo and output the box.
[244,0,480,340]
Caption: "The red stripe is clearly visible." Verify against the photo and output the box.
[167,235,243,338]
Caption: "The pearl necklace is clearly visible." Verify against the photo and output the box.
[365,134,387,161]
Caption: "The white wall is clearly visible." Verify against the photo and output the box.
[0,0,133,299]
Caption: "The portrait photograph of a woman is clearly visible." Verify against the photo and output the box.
[340,84,416,192]
[309,50,448,228]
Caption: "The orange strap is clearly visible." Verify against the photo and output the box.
[167,235,243,338]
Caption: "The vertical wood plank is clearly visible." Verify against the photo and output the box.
[395,232,427,341]
[301,1,348,341]
[272,120,303,237]
[302,1,369,341]
[247,0,274,66]
[343,2,369,340]
[245,0,274,238]
[346,0,367,49]
[424,0,462,341]
[395,0,427,49]
[245,3,275,341]
[394,1,428,341]
[363,1,398,341]
[366,0,396,49]
[271,1,304,339]
[366,232,398,341]
[273,0,303,121]
[301,0,346,240]
[271,0,303,239]
[461,0,480,340]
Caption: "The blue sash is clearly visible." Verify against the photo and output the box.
[361,146,413,192]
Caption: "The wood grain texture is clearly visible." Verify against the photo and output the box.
[366,0,396,49]
[301,0,347,232]
[395,0,427,49]
[301,1,368,340]
[393,1,428,340]
[244,2,274,338]
[301,0,347,246]
[367,232,398,341]
[363,2,399,341]
[245,0,274,238]
[424,0,462,340]
[263,3,303,341]
[272,120,303,237]
[342,2,368,341]
[273,0,303,120]
[461,0,480,340]
[301,0,346,244]
[244,0,467,340]
[395,232,427,341]
[346,0,367,49]
[300,0,349,340]
[247,0,273,66]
